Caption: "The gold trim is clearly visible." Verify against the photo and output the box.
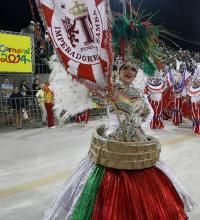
[88,127,161,170]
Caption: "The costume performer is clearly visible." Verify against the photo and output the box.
[188,68,200,134]
[39,1,194,219]
[44,83,55,128]
[44,64,193,220]
[167,68,186,125]
[145,75,165,129]
[75,110,90,124]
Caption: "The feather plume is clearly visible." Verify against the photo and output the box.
[48,55,93,124]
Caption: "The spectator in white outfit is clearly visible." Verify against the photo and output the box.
[36,84,47,124]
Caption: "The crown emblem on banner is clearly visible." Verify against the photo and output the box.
[70,1,87,16]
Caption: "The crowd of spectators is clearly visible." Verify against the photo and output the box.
[160,46,200,74]
[21,21,53,59]
[0,77,52,129]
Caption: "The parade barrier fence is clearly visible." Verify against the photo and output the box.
[0,95,42,128]
[0,93,107,128]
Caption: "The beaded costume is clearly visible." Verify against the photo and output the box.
[188,67,200,134]
[167,69,185,125]
[44,80,194,220]
[145,77,165,129]
[39,0,194,219]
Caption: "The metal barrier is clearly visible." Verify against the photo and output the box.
[0,95,107,129]
[91,107,107,118]
[0,96,42,128]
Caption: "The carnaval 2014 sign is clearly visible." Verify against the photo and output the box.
[51,1,103,65]
[0,33,33,73]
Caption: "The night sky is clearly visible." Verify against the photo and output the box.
[0,0,199,50]
[0,0,32,32]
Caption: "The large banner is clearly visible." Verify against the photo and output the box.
[0,32,33,73]
[40,0,112,89]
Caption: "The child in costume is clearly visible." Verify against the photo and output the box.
[44,63,193,220]
[39,0,194,218]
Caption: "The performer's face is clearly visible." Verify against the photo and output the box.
[13,87,19,94]
[119,64,137,84]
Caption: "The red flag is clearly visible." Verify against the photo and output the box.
[39,0,112,91]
